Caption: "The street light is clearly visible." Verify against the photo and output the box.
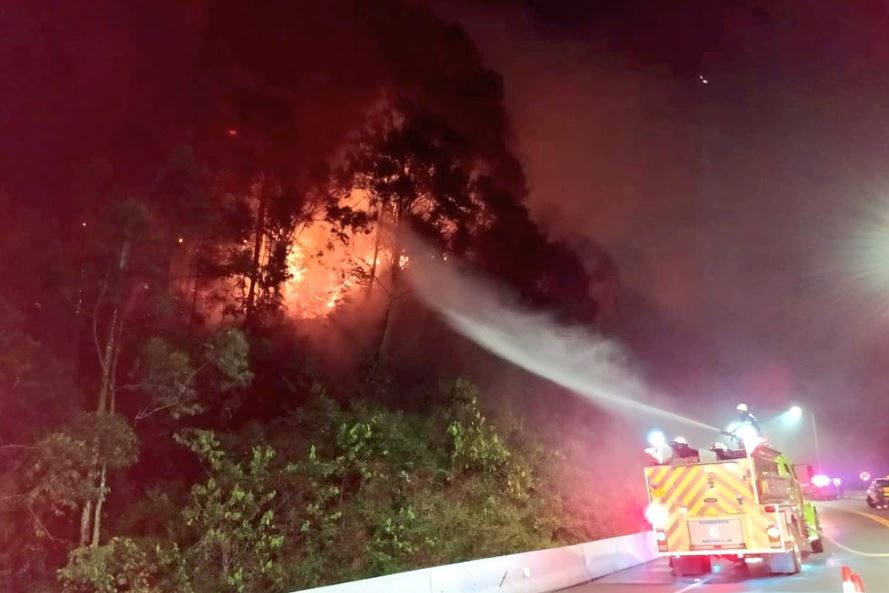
[784,405,822,473]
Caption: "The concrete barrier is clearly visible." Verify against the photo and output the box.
[582,531,655,578]
[291,531,657,593]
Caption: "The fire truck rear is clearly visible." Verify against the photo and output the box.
[643,439,823,576]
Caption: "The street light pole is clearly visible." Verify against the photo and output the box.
[811,410,823,473]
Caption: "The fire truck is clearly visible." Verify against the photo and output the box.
[643,436,823,576]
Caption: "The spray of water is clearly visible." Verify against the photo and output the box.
[406,239,721,435]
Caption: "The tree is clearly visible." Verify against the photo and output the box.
[175,431,285,593]
[58,537,191,593]
[75,199,157,547]
[226,380,572,587]
[171,141,367,326]
[52,161,174,548]
[148,146,227,328]
[15,413,138,547]
[127,327,253,421]
[192,1,380,325]
[343,101,486,375]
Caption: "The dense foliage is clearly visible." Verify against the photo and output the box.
[0,1,633,592]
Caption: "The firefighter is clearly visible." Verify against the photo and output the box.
[730,402,764,450]
[736,403,762,433]
[720,403,763,450]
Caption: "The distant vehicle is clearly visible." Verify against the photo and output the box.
[802,474,840,501]
[866,478,889,509]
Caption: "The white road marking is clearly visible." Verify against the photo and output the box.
[820,504,889,557]
[821,532,889,558]
[670,578,708,593]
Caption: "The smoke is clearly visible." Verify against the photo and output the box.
[406,234,720,437]
[429,1,889,478]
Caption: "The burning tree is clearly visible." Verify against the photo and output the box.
[340,99,482,374]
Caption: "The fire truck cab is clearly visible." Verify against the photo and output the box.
[644,438,823,576]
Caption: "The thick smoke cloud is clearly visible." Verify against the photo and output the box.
[435,0,889,479]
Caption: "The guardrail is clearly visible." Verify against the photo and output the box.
[291,531,657,593]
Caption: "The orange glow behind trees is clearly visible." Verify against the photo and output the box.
[282,190,396,319]
[282,218,373,318]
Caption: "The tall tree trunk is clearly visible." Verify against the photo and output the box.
[84,239,129,546]
[368,237,402,382]
[79,500,93,546]
[96,241,129,414]
[96,305,119,414]
[364,212,382,300]
[108,314,123,414]
[377,249,401,361]
[90,462,107,547]
[245,183,268,321]
[93,278,127,547]
[89,301,124,547]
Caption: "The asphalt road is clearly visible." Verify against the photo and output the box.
[561,500,889,593]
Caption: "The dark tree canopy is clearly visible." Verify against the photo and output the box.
[0,2,628,592]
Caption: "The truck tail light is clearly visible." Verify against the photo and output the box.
[645,502,669,529]
[655,530,668,550]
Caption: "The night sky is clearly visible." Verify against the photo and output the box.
[4,0,889,478]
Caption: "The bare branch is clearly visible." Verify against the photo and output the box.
[129,362,205,421]
[0,492,28,502]
[135,402,178,421]
[92,280,109,373]
[0,444,40,452]
[372,273,391,295]
[28,505,65,544]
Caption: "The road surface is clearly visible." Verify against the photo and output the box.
[561,500,889,593]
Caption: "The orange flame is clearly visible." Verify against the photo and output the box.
[282,191,385,319]
[174,190,405,322]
